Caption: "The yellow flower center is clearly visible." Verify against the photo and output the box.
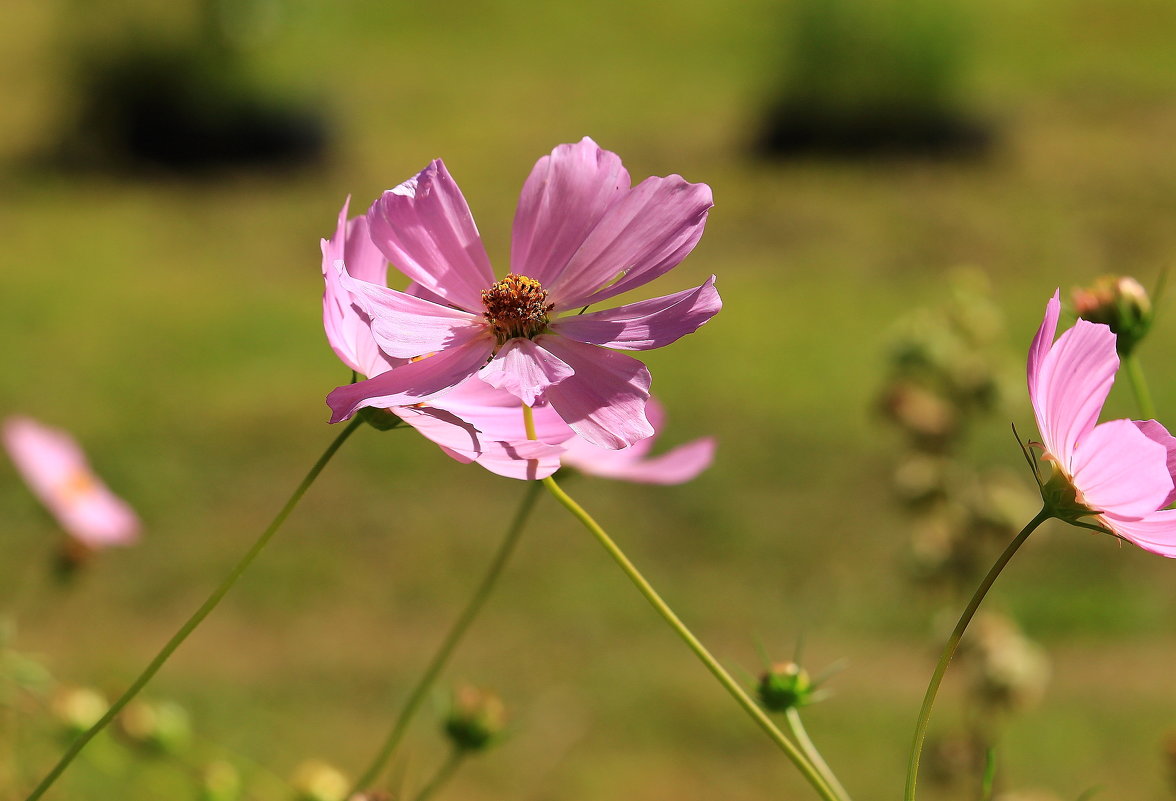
[481,274,553,345]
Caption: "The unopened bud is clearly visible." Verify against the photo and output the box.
[51,686,108,735]
[445,685,506,752]
[201,760,242,801]
[757,662,812,712]
[118,699,192,754]
[291,760,350,801]
[1072,275,1153,356]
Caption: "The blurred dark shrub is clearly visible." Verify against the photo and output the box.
[756,0,992,159]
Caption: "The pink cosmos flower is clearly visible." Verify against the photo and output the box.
[325,137,720,450]
[3,416,140,548]
[1028,290,1176,556]
[323,200,566,481]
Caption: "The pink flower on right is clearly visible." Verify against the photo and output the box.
[1029,290,1176,555]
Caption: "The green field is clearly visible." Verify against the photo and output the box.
[4,1,1176,799]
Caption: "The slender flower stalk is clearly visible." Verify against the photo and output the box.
[23,417,365,801]
[904,506,1051,801]
[784,708,851,801]
[538,471,840,801]
[1123,353,1156,420]
[350,481,543,793]
[411,748,465,801]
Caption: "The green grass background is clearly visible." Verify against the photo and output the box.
[3,1,1176,798]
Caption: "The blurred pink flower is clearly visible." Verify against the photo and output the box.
[326,137,720,450]
[322,199,566,481]
[1029,290,1176,556]
[3,416,139,548]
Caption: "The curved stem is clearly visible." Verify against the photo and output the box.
[350,481,543,793]
[540,474,841,801]
[411,748,464,801]
[904,506,1051,801]
[784,708,851,801]
[1123,353,1156,420]
[23,417,365,801]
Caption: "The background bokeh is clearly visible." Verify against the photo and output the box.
[3,0,1176,798]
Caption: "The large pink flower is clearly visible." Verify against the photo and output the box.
[1029,290,1176,556]
[323,200,566,481]
[325,137,720,450]
[3,416,140,548]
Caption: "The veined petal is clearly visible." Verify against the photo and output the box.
[431,379,576,445]
[477,338,575,407]
[1070,418,1172,518]
[511,137,630,287]
[326,338,494,423]
[322,200,401,377]
[562,436,716,485]
[536,337,653,449]
[368,160,495,311]
[1101,509,1176,557]
[551,276,721,351]
[1026,289,1060,400]
[1135,419,1176,507]
[465,440,565,480]
[1033,319,1118,468]
[546,174,713,310]
[337,265,484,359]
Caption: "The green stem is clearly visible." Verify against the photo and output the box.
[540,474,841,801]
[23,416,365,801]
[784,708,851,801]
[411,748,464,801]
[350,482,543,793]
[1123,353,1156,420]
[904,506,1051,801]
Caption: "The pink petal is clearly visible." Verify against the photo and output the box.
[368,160,495,312]
[1026,289,1060,398]
[326,338,494,422]
[464,440,565,480]
[545,175,713,310]
[1033,319,1118,469]
[562,434,715,485]
[551,276,721,351]
[476,338,575,406]
[1070,418,1172,518]
[431,379,576,445]
[3,417,140,547]
[1135,419,1176,507]
[510,137,630,287]
[1101,509,1176,557]
[337,265,484,359]
[535,337,653,449]
[322,199,403,377]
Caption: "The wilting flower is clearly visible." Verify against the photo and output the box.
[322,200,566,480]
[3,417,139,549]
[1028,291,1176,555]
[326,137,720,449]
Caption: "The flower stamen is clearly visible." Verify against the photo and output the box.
[481,274,553,345]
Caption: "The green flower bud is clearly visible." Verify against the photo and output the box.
[444,685,506,752]
[118,699,192,755]
[291,760,350,801]
[201,760,242,801]
[51,686,108,735]
[757,662,813,712]
[358,407,404,431]
[1072,275,1153,356]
